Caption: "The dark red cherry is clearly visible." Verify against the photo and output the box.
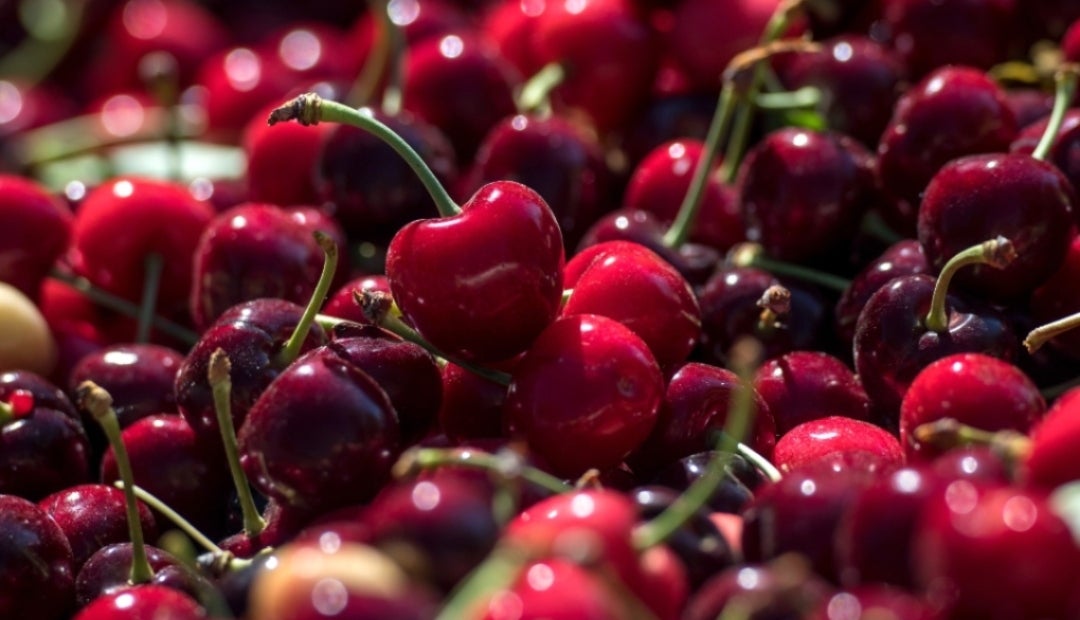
[773,416,903,473]
[1025,236,1080,362]
[480,558,627,620]
[562,241,701,371]
[913,483,1080,619]
[778,35,906,146]
[753,350,873,435]
[242,102,330,207]
[467,114,616,248]
[738,127,875,263]
[683,561,833,620]
[101,414,230,538]
[899,353,1045,461]
[74,542,211,608]
[402,33,521,159]
[481,0,546,77]
[918,153,1076,302]
[505,313,663,478]
[436,361,509,441]
[1065,17,1080,62]
[39,483,157,571]
[314,109,457,244]
[0,389,90,500]
[0,175,73,299]
[530,0,658,132]
[807,586,940,620]
[1010,109,1080,192]
[1022,387,1080,490]
[649,451,765,514]
[0,494,75,619]
[834,239,929,346]
[73,584,207,620]
[629,361,776,476]
[386,180,564,364]
[71,177,215,311]
[238,346,400,513]
[930,445,1012,485]
[69,344,183,428]
[623,139,744,252]
[876,66,1017,232]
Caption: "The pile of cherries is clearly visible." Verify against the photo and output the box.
[4,0,1080,618]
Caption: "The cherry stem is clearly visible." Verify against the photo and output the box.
[911,417,1031,463]
[632,337,764,551]
[662,82,736,249]
[209,349,266,536]
[393,446,571,495]
[0,0,85,88]
[268,93,462,217]
[355,289,513,386]
[1024,309,1080,354]
[348,0,391,108]
[135,253,163,344]
[924,236,1016,333]
[114,481,226,558]
[76,381,154,585]
[48,267,198,345]
[1032,64,1080,162]
[728,242,850,292]
[754,85,822,110]
[276,231,338,367]
[436,544,531,620]
[735,439,782,483]
[0,400,13,426]
[517,62,565,117]
[756,284,791,335]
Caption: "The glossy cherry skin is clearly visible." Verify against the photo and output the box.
[0,175,73,298]
[773,417,903,473]
[649,451,764,514]
[852,274,1017,424]
[530,0,658,132]
[834,239,929,346]
[0,395,90,501]
[71,177,215,311]
[504,313,663,477]
[101,414,231,538]
[436,361,509,441]
[562,241,701,371]
[623,139,744,252]
[74,543,213,609]
[466,114,616,248]
[238,346,400,513]
[753,351,873,435]
[0,494,75,619]
[913,483,1080,619]
[70,344,183,428]
[683,563,833,620]
[1022,387,1080,490]
[899,353,1045,461]
[175,299,328,447]
[193,45,294,139]
[73,584,207,620]
[629,362,776,475]
[738,127,874,263]
[39,483,157,570]
[876,66,1017,232]
[918,153,1076,302]
[314,109,457,245]
[243,102,329,207]
[402,33,521,159]
[481,558,626,620]
[778,36,906,146]
[386,180,564,364]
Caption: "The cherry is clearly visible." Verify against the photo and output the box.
[773,416,903,473]
[0,384,90,501]
[466,113,616,248]
[1010,108,1080,191]
[238,345,401,513]
[0,174,72,298]
[479,558,627,620]
[504,313,663,478]
[0,494,76,619]
[39,483,157,571]
[69,343,183,428]
[807,586,940,620]
[256,22,357,86]
[649,451,764,514]
[0,80,78,141]
[833,239,929,347]
[73,584,208,619]
[929,445,1013,485]
[562,241,701,371]
[917,153,1076,302]
[683,559,833,620]
[753,350,873,434]
[193,45,295,139]
[349,0,470,70]
[913,482,1080,619]
[876,66,1017,232]
[900,353,1045,461]
[242,101,330,207]
[75,542,217,610]
[70,176,215,313]
[437,360,509,441]
[629,361,777,476]
[402,33,521,159]
[481,0,546,78]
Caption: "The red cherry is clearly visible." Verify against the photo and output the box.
[436,360,509,441]
[193,45,294,138]
[73,584,207,620]
[1029,236,1080,359]
[0,494,76,618]
[242,102,330,207]
[833,239,929,346]
[386,180,565,364]
[0,175,73,298]
[322,275,392,327]
[774,416,903,473]
[39,483,157,571]
[900,353,1045,461]
[1022,387,1080,490]
[505,314,663,478]
[481,558,626,620]
[753,350,873,435]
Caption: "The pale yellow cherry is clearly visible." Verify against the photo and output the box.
[0,281,57,376]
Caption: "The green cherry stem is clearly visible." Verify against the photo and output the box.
[735,438,782,483]
[924,236,1016,333]
[912,417,1031,465]
[348,0,392,108]
[392,445,573,495]
[754,85,822,110]
[114,481,226,558]
[77,381,153,584]
[209,349,266,536]
[1032,64,1080,162]
[436,544,532,620]
[135,253,163,344]
[517,62,566,117]
[632,337,764,551]
[728,242,851,293]
[275,231,338,367]
[0,0,85,87]
[355,289,513,386]
[268,93,462,217]
[1024,310,1080,354]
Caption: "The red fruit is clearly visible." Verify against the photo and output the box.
[1022,387,1080,490]
[73,584,206,619]
[386,180,564,364]
[753,350,873,435]
[0,494,75,620]
[0,175,72,298]
[505,314,663,478]
[481,559,625,620]
[243,102,329,206]
[773,416,903,473]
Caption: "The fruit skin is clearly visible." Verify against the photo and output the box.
[0,174,73,298]
[0,494,76,620]
[386,180,564,364]
[753,350,873,435]
[1022,387,1080,490]
[773,416,903,473]
[72,584,207,620]
[505,313,663,478]
[39,483,157,570]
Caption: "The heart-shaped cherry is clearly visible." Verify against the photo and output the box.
[0,494,76,619]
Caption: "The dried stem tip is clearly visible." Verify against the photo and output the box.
[76,380,114,421]
[208,348,231,387]
[353,289,393,325]
[267,92,323,126]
